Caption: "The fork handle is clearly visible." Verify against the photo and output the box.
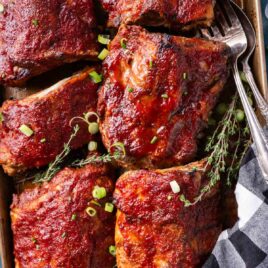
[243,62,268,125]
[232,62,268,181]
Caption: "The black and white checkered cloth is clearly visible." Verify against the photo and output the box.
[204,137,268,268]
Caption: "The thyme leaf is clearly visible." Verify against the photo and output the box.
[180,92,251,207]
[33,125,80,183]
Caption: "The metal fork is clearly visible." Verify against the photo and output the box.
[200,0,268,181]
[232,2,268,125]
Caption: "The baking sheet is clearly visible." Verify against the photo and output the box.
[0,0,267,267]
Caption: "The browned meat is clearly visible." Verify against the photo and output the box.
[100,0,214,29]
[0,67,100,176]
[98,26,230,169]
[11,163,116,268]
[114,160,221,268]
[0,0,99,85]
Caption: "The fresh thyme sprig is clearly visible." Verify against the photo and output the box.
[180,92,251,206]
[72,142,126,167]
[33,125,80,183]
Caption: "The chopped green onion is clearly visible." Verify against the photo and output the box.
[150,136,158,144]
[235,109,245,122]
[127,87,134,93]
[84,111,100,123]
[31,237,37,243]
[61,232,67,238]
[105,202,114,213]
[192,167,197,172]
[88,122,99,135]
[40,138,46,143]
[110,142,126,157]
[183,72,187,80]
[88,141,98,151]
[92,186,107,199]
[0,112,4,123]
[19,124,34,137]
[71,214,77,221]
[32,19,39,27]
[120,38,127,49]
[0,4,4,13]
[89,71,102,84]
[98,34,110,45]
[149,60,153,68]
[161,93,169,99]
[98,48,109,60]
[216,103,227,115]
[90,200,101,207]
[86,207,97,217]
[170,180,180,194]
[109,245,116,257]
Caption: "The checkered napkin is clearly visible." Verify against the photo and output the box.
[204,132,268,268]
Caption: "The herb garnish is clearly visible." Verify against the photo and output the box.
[179,92,251,206]
[33,125,80,183]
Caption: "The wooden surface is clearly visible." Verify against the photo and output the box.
[0,0,267,267]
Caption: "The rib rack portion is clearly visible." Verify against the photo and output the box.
[0,67,99,176]
[101,0,214,29]
[11,163,116,268]
[0,0,99,85]
[114,160,221,267]
[98,25,230,169]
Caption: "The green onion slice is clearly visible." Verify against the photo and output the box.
[89,200,101,207]
[40,138,46,143]
[0,4,4,13]
[110,142,126,157]
[89,71,102,84]
[88,141,98,151]
[127,87,133,93]
[150,136,158,145]
[85,207,97,217]
[84,111,100,123]
[120,38,127,49]
[92,186,107,199]
[0,112,4,123]
[71,214,77,221]
[88,122,99,135]
[32,19,39,26]
[105,202,114,213]
[109,245,116,257]
[19,124,34,137]
[170,180,180,194]
[98,48,109,61]
[161,93,169,99]
[183,72,187,80]
[98,34,110,45]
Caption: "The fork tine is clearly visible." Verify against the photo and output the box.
[214,3,230,33]
[199,28,211,39]
[220,0,241,27]
[210,25,221,38]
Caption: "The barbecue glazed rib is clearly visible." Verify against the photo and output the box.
[100,0,214,29]
[11,163,116,268]
[98,26,230,169]
[0,0,98,85]
[114,160,221,268]
[0,67,99,176]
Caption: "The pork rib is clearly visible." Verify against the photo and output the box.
[11,163,116,268]
[114,160,221,267]
[101,0,214,29]
[0,0,99,85]
[98,25,230,169]
[0,67,99,176]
